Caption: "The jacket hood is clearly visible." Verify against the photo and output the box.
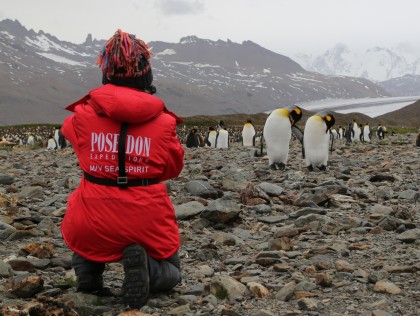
[66,84,166,124]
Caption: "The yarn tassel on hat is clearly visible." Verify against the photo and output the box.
[97,29,152,78]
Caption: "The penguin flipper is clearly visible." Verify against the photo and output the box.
[260,134,264,156]
[327,130,335,153]
[292,125,305,158]
[291,125,304,144]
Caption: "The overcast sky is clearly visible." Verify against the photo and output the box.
[1,0,420,57]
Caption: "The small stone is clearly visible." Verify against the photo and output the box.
[396,228,419,243]
[0,260,13,277]
[0,174,15,185]
[335,260,355,272]
[247,282,270,298]
[373,280,402,295]
[273,263,292,272]
[11,274,44,298]
[168,304,191,316]
[297,298,318,311]
[316,273,333,287]
[368,270,390,284]
[210,275,247,299]
[275,281,296,301]
[372,309,392,316]
[268,237,293,251]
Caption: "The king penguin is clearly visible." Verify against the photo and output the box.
[215,124,229,149]
[205,127,217,147]
[242,120,256,147]
[377,124,385,140]
[54,127,61,149]
[263,105,303,170]
[352,120,361,142]
[303,112,335,171]
[47,136,57,150]
[363,123,372,142]
[338,126,344,139]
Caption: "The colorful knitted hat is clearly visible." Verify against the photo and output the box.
[97,29,154,92]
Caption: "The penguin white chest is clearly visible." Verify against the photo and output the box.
[304,116,330,167]
[263,112,292,165]
[216,130,229,148]
[353,123,361,141]
[208,132,217,147]
[242,124,256,147]
[47,139,56,150]
[363,126,371,141]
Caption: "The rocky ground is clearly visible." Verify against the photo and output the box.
[0,133,419,316]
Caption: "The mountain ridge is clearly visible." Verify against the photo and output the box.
[0,19,398,126]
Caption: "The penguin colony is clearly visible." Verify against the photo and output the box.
[176,107,394,172]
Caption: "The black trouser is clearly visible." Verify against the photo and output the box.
[72,250,181,293]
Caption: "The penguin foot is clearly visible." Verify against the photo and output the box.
[270,164,277,171]
[319,165,327,171]
[307,165,314,172]
[276,163,286,171]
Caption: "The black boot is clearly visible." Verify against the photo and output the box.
[122,244,150,309]
[76,273,103,292]
[72,252,105,293]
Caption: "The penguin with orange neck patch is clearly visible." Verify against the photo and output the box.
[263,105,303,170]
[303,112,335,171]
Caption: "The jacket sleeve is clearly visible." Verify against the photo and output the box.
[160,124,184,182]
[61,113,81,157]
[62,115,76,143]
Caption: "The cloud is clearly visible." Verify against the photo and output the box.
[157,0,205,15]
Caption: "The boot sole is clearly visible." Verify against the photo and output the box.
[122,244,149,309]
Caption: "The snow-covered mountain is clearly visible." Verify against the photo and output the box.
[0,19,391,125]
[295,43,420,84]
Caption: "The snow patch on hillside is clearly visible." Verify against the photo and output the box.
[37,53,86,66]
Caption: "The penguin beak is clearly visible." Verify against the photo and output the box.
[323,114,335,131]
[290,107,302,126]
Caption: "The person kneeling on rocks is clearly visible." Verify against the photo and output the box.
[60,29,184,309]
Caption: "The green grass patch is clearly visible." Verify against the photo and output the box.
[387,127,417,134]
[53,277,76,288]
[391,141,410,145]
[214,287,229,299]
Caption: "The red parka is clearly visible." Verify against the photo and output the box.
[61,84,184,262]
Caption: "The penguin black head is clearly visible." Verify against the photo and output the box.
[288,105,303,126]
[323,112,335,132]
